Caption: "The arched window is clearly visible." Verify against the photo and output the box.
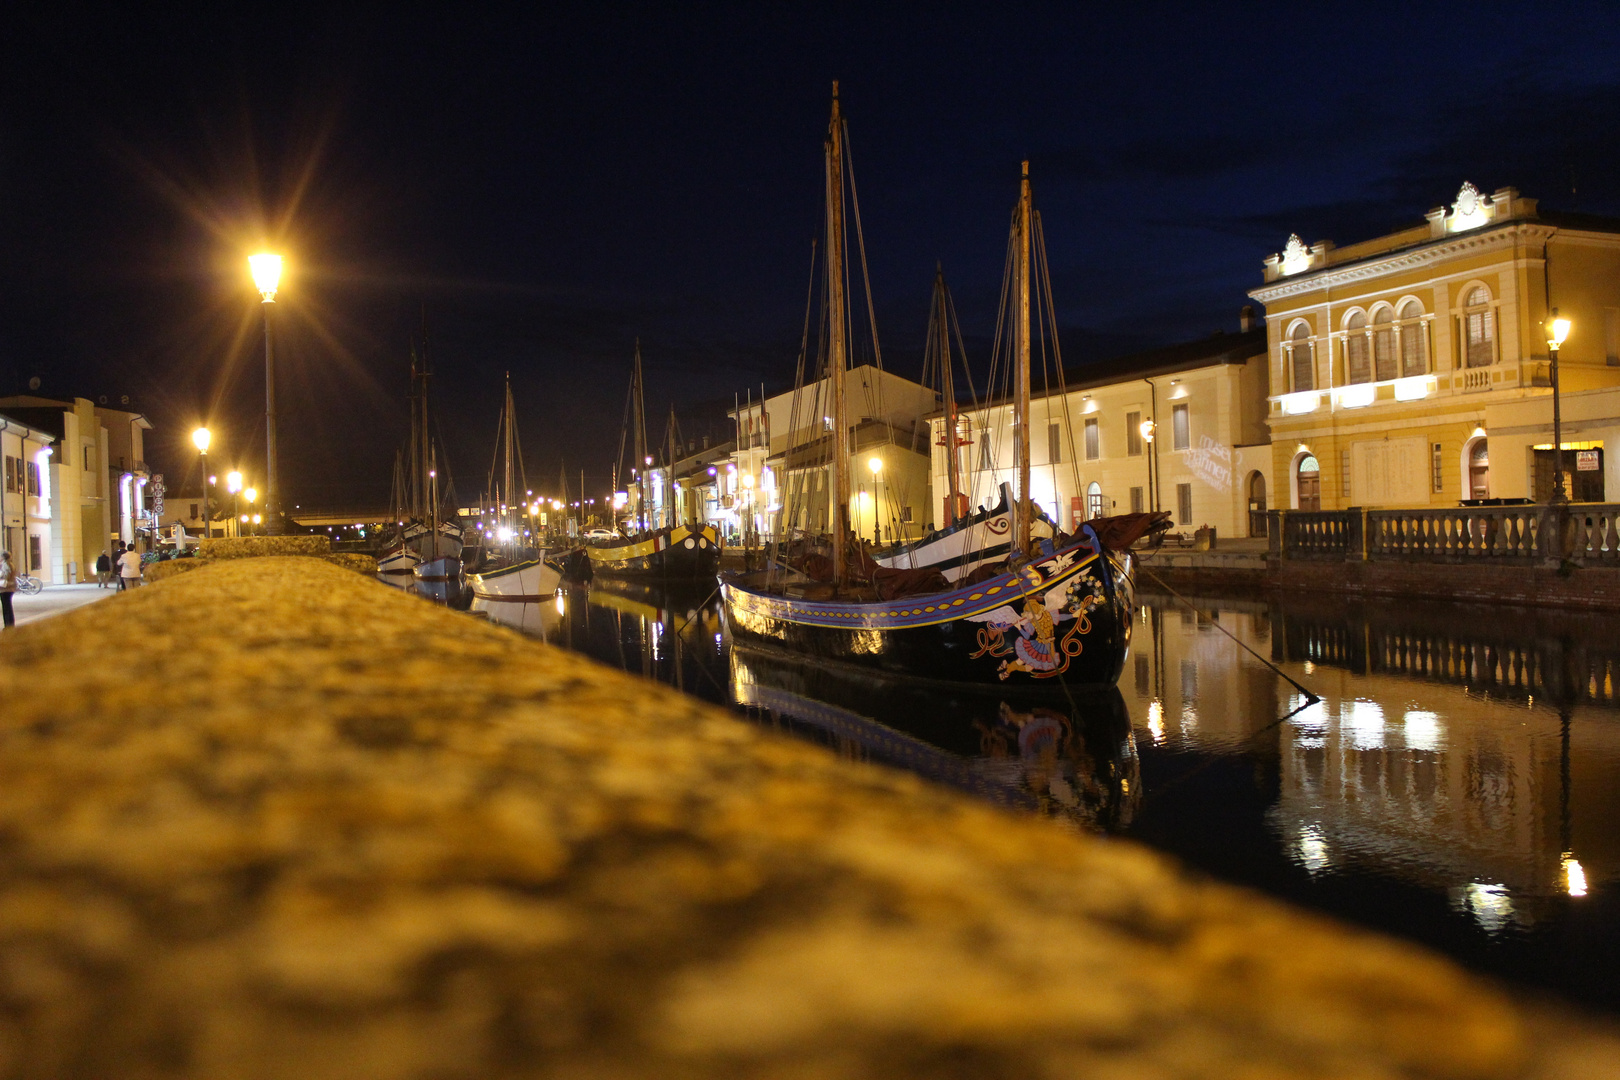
[1296,454,1321,511]
[1345,312,1370,384]
[1398,300,1427,376]
[1373,307,1397,381]
[1465,286,1495,368]
[1086,481,1104,520]
[1289,323,1314,391]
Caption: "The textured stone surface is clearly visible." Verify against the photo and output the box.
[201,535,331,559]
[0,557,1614,1078]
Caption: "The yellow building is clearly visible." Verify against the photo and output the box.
[1249,183,1620,509]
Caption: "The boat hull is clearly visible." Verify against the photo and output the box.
[876,483,1054,582]
[586,523,721,584]
[412,555,463,602]
[721,537,1135,688]
[468,558,561,601]
[377,546,421,577]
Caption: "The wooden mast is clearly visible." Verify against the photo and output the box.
[503,373,516,557]
[1014,160,1032,560]
[933,265,962,527]
[826,82,851,587]
[666,403,678,528]
[632,341,648,533]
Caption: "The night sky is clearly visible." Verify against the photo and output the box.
[5,4,1620,509]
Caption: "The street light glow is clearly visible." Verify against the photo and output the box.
[244,487,257,504]
[249,253,283,302]
[226,471,243,494]
[868,456,882,475]
[1549,313,1572,347]
[192,427,211,452]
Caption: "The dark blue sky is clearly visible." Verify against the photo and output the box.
[5,3,1620,505]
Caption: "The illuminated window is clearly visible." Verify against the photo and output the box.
[1432,443,1444,493]
[1084,417,1099,460]
[1126,411,1142,457]
[1346,311,1370,384]
[1086,481,1104,519]
[1464,287,1495,368]
[1172,404,1189,450]
[1289,323,1314,391]
[1398,300,1427,376]
[1373,307,1397,382]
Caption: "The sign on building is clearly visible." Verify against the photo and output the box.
[1577,450,1600,472]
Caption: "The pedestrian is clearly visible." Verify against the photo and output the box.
[0,551,15,629]
[96,549,112,588]
[117,544,143,589]
[113,543,127,591]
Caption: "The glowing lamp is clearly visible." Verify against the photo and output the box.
[249,253,283,302]
[192,427,211,452]
[226,471,243,494]
[1548,314,1571,348]
[868,456,883,475]
[244,487,257,504]
[1138,419,1156,444]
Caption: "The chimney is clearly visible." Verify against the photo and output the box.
[1239,305,1257,332]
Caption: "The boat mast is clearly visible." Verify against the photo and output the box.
[666,403,678,528]
[632,341,648,533]
[826,82,851,586]
[420,316,436,556]
[933,265,962,527]
[1014,160,1032,560]
[503,372,516,556]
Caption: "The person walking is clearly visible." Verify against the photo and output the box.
[117,544,143,589]
[113,543,127,591]
[0,551,15,629]
[95,550,112,588]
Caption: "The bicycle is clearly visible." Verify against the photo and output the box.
[15,574,42,595]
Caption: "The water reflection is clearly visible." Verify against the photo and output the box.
[480,581,1620,1010]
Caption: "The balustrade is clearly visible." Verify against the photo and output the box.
[1272,504,1620,564]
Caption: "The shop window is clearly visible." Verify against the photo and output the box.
[1172,404,1189,450]
[1346,311,1370,383]
[1399,300,1427,376]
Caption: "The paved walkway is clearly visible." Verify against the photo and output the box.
[6,580,118,627]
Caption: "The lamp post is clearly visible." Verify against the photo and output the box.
[249,253,284,534]
[244,488,257,535]
[1547,309,1573,505]
[226,471,243,538]
[192,427,211,539]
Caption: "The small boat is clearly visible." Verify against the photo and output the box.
[721,87,1163,689]
[467,374,561,602]
[876,481,1054,583]
[587,344,723,585]
[381,327,464,586]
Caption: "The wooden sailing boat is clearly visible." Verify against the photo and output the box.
[380,333,463,580]
[586,342,721,583]
[467,374,561,601]
[720,87,1163,687]
[875,265,1056,582]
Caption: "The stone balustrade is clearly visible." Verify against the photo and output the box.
[0,549,1616,1077]
[1271,505,1620,566]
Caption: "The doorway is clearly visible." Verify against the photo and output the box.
[1247,471,1268,536]
[1468,439,1490,500]
[1086,482,1104,520]
[1296,454,1321,511]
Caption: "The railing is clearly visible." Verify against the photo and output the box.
[1272,504,1620,565]
[1367,507,1547,560]
[1277,511,1351,558]
[1459,368,1492,393]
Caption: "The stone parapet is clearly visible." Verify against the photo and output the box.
[0,557,1613,1077]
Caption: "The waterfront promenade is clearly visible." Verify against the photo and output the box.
[0,547,1617,1076]
[5,582,113,628]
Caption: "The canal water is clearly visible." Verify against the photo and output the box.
[468,579,1620,1015]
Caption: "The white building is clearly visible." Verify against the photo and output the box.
[930,318,1270,539]
[0,412,56,580]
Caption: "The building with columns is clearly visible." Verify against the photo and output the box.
[1249,183,1620,511]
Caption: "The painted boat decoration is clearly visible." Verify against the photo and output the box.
[468,557,561,602]
[586,522,722,583]
[724,524,1136,686]
[876,482,1054,583]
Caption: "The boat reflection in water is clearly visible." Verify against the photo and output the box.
[472,587,569,643]
[479,579,1620,1011]
[730,644,1139,831]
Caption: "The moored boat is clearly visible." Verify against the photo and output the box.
[585,522,721,581]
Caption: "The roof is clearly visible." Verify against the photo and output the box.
[947,326,1267,414]
[0,407,66,441]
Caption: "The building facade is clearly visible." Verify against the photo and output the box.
[929,321,1270,539]
[1249,184,1620,511]
[0,412,56,579]
[0,396,154,582]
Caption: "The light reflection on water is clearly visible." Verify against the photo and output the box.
[473,579,1620,1013]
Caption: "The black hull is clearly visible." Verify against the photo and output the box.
[587,524,721,585]
[721,540,1136,688]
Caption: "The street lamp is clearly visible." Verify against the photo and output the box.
[244,487,258,535]
[249,252,284,534]
[192,427,211,539]
[226,470,243,537]
[1547,309,1573,505]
